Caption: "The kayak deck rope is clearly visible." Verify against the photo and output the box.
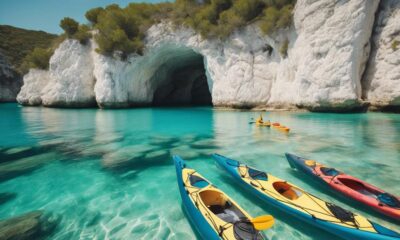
[238,165,369,230]
[183,170,262,240]
[183,170,231,239]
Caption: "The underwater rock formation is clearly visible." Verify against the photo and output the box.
[0,192,16,205]
[16,0,400,112]
[0,211,59,240]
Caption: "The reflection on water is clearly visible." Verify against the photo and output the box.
[0,104,399,239]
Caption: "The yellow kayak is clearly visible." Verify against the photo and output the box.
[271,123,290,132]
[213,154,400,240]
[256,121,271,127]
[174,156,270,240]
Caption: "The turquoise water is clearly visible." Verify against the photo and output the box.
[0,103,399,239]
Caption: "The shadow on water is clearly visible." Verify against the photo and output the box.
[288,169,400,225]
[218,174,338,240]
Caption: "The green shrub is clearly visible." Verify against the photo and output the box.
[0,25,57,72]
[73,25,92,45]
[19,47,53,73]
[60,17,79,36]
[60,17,91,45]
[59,0,296,58]
[258,2,294,35]
[392,40,399,51]
[280,38,289,57]
[85,7,105,25]
[94,5,141,57]
[232,0,264,22]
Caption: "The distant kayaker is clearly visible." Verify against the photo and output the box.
[256,114,264,124]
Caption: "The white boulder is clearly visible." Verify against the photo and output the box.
[17,69,50,106]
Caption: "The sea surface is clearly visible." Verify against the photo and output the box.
[0,103,399,239]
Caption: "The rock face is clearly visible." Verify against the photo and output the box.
[17,69,50,106]
[274,0,379,111]
[363,0,400,111]
[0,53,22,102]
[18,40,96,107]
[15,0,400,111]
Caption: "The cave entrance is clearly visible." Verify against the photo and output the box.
[151,47,212,107]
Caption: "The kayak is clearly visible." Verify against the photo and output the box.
[213,154,400,240]
[285,153,400,221]
[256,121,271,127]
[271,123,290,132]
[173,155,270,240]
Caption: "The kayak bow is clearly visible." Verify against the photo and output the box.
[213,153,400,240]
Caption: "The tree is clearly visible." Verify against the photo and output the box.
[60,17,79,36]
[19,47,53,73]
[85,7,104,25]
[74,25,92,45]
[232,0,264,22]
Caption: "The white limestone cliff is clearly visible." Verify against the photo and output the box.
[41,40,96,107]
[18,40,96,107]
[271,0,379,111]
[16,0,400,112]
[363,0,400,110]
[17,69,50,106]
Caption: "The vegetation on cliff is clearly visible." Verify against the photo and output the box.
[60,17,92,45]
[78,0,295,58]
[392,40,399,51]
[16,0,295,71]
[0,25,57,73]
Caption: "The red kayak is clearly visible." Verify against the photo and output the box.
[286,153,400,221]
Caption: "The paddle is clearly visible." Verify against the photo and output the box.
[250,215,275,230]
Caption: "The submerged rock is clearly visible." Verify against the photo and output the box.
[170,145,199,160]
[0,146,48,164]
[101,144,157,169]
[0,152,57,182]
[0,211,59,240]
[190,139,218,149]
[144,150,169,161]
[0,192,17,205]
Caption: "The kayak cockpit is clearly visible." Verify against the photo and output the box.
[199,190,246,223]
[189,174,209,188]
[273,182,303,201]
[199,189,265,240]
[320,167,341,177]
[248,167,268,181]
[377,193,400,208]
[336,177,381,198]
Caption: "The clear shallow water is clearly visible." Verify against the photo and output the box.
[0,103,399,239]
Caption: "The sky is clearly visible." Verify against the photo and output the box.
[0,0,166,34]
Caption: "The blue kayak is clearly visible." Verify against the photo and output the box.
[173,155,268,240]
[213,153,400,240]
